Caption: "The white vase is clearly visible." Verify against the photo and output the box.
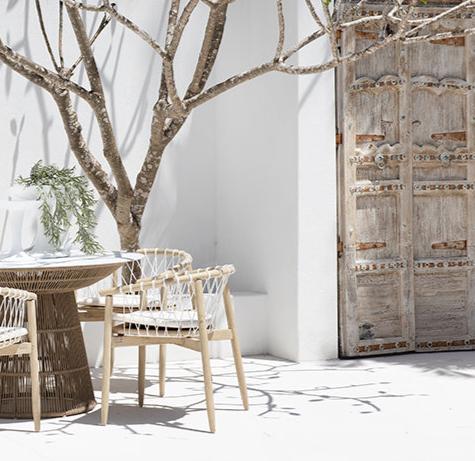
[8,185,73,258]
[0,186,38,260]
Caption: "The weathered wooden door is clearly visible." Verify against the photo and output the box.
[338,15,475,357]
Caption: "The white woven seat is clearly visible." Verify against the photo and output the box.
[0,326,28,344]
[76,293,161,308]
[113,309,212,330]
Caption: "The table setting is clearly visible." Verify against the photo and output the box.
[0,176,142,418]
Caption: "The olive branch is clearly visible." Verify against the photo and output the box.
[17,161,103,255]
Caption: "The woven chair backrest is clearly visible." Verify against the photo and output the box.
[110,265,234,338]
[77,248,192,303]
[0,287,35,348]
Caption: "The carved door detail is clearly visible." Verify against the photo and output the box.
[338,17,475,357]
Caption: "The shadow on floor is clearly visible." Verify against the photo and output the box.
[0,354,440,435]
[336,350,475,378]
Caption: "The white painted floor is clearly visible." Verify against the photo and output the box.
[1,352,475,460]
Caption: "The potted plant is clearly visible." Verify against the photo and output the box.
[15,161,103,256]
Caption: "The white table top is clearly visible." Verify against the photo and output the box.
[0,251,142,270]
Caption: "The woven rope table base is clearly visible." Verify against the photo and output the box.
[0,292,94,418]
[0,257,138,419]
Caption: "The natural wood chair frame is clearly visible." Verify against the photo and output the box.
[100,265,248,433]
[0,287,40,431]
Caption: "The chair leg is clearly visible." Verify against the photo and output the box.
[30,349,41,432]
[27,299,41,432]
[159,344,166,397]
[223,286,249,410]
[229,338,249,410]
[110,346,115,373]
[138,345,146,407]
[200,340,216,433]
[110,321,116,372]
[195,280,216,433]
[101,298,113,425]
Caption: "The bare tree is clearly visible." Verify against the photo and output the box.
[0,0,474,250]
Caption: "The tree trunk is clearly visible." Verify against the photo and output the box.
[118,220,142,285]
[118,221,141,252]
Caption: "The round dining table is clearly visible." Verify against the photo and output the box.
[0,251,142,419]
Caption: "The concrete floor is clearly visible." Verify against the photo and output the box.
[1,352,475,460]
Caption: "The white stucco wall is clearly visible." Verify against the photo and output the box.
[0,0,338,363]
[296,2,338,360]
[214,1,338,361]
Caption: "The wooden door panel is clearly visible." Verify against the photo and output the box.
[355,40,397,79]
[356,164,400,181]
[355,194,399,260]
[409,41,466,79]
[415,272,468,341]
[413,165,467,181]
[354,91,400,144]
[357,273,403,340]
[411,92,466,146]
[413,193,467,259]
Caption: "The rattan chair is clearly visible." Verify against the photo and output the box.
[100,265,248,432]
[0,287,40,431]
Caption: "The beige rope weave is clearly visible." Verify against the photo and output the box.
[105,265,235,338]
[77,248,192,310]
[0,287,35,348]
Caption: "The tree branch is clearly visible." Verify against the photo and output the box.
[278,0,417,75]
[65,13,111,78]
[184,2,229,99]
[52,90,118,215]
[58,0,65,69]
[34,0,61,72]
[65,3,133,222]
[322,1,339,59]
[0,37,92,100]
[405,0,475,37]
[67,0,168,59]
[281,29,326,61]
[403,27,475,44]
[169,0,200,58]
[304,0,325,31]
[166,0,181,47]
[132,103,169,221]
[186,62,277,110]
[275,0,285,59]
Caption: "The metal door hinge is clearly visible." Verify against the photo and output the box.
[337,239,344,257]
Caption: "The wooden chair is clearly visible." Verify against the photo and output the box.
[76,248,192,387]
[0,287,40,431]
[100,265,248,432]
